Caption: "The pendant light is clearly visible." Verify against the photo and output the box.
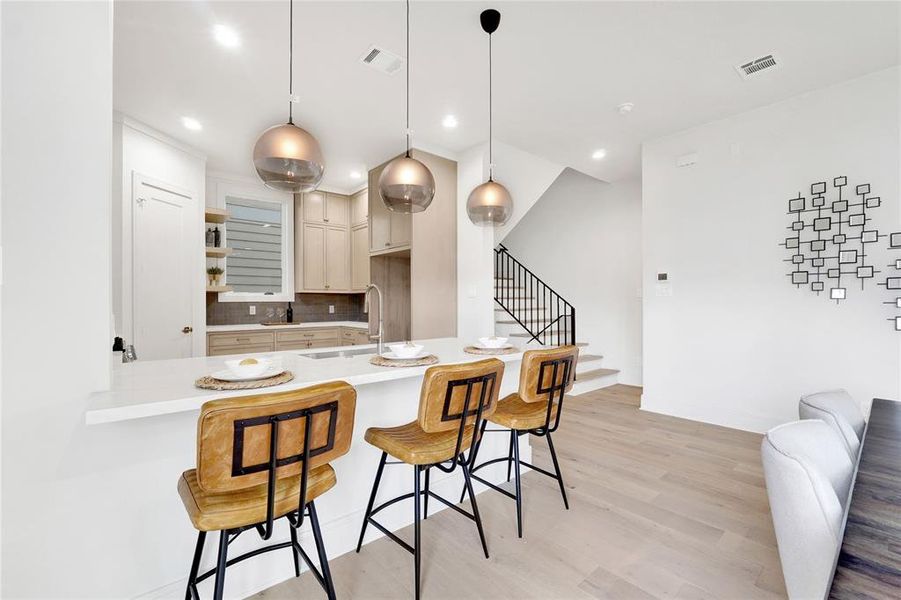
[467,9,513,226]
[253,0,324,193]
[377,0,436,214]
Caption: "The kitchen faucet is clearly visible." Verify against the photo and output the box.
[364,283,384,356]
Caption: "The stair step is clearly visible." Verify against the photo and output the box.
[495,306,548,312]
[570,368,620,396]
[495,318,550,325]
[579,353,604,363]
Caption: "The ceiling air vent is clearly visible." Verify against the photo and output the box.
[735,54,780,80]
[360,45,403,75]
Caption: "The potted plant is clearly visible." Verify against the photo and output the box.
[207,266,224,286]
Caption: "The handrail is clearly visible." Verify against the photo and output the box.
[494,245,576,347]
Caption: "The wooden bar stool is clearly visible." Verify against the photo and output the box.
[355,358,505,600]
[177,381,356,600]
[463,345,578,538]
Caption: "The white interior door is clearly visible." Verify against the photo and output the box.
[132,175,194,360]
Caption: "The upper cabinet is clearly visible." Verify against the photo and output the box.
[351,189,368,227]
[295,191,364,293]
[368,166,411,254]
[302,191,348,227]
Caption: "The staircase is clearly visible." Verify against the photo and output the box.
[494,244,619,396]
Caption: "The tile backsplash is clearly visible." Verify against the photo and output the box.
[207,293,367,325]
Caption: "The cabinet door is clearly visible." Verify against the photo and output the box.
[351,224,370,290]
[303,191,326,224]
[390,210,412,247]
[325,226,349,291]
[369,190,392,252]
[325,193,349,227]
[351,190,368,226]
[302,224,326,290]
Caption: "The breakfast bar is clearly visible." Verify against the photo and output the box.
[85,337,533,598]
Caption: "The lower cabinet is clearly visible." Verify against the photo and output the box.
[207,327,368,355]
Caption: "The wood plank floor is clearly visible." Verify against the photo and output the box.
[255,385,786,599]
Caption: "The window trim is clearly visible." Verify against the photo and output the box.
[211,178,294,303]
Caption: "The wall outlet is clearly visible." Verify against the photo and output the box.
[329,305,335,314]
[249,305,256,315]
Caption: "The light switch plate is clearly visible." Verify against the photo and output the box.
[329,305,335,314]
[249,305,256,315]
[655,283,673,297]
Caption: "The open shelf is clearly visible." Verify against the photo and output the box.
[204,207,230,224]
[206,285,233,293]
[205,247,233,258]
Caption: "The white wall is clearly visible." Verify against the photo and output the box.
[455,141,565,342]
[491,141,564,242]
[113,116,206,355]
[1,1,118,596]
[642,67,901,432]
[502,169,643,384]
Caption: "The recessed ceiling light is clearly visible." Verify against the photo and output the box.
[592,149,607,160]
[442,114,458,129]
[350,171,362,180]
[617,102,634,115]
[181,117,202,131]
[213,24,241,49]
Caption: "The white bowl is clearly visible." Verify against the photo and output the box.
[478,336,508,348]
[224,357,270,378]
[387,342,424,359]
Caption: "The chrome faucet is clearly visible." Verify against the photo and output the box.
[364,283,384,355]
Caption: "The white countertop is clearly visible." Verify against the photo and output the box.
[87,337,532,425]
[206,321,368,333]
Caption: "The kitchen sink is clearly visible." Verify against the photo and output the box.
[300,347,378,359]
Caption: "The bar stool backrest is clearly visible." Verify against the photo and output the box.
[417,358,504,434]
[518,346,578,404]
[196,381,356,493]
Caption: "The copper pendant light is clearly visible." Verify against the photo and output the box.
[377,0,435,214]
[253,0,324,193]
[467,9,513,226]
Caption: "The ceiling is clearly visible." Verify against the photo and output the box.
[114,1,899,191]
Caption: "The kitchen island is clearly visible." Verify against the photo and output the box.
[86,337,535,598]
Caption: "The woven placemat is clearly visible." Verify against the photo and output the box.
[464,345,520,356]
[369,354,439,368]
[195,370,294,391]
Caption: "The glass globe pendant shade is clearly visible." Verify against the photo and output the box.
[467,179,513,226]
[253,122,325,193]
[378,155,436,213]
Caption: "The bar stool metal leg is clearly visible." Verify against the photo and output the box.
[460,456,489,558]
[546,431,569,510]
[506,429,515,483]
[308,501,337,600]
[212,530,229,600]
[357,451,388,552]
[413,466,422,600]
[289,521,302,577]
[423,467,431,520]
[184,531,206,600]
[512,430,523,538]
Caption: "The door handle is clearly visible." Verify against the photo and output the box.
[182,326,193,334]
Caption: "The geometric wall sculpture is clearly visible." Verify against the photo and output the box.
[881,231,901,330]
[782,177,885,303]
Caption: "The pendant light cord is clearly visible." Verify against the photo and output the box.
[488,31,493,180]
[288,0,294,124]
[405,0,411,157]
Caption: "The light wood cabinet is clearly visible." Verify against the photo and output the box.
[207,326,366,355]
[301,224,326,290]
[351,189,368,226]
[351,224,370,290]
[296,193,352,293]
[368,186,411,253]
[325,227,349,290]
[302,191,348,227]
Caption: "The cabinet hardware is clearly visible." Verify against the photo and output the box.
[236,337,250,342]
[182,326,193,334]
[385,242,391,246]
[324,218,329,222]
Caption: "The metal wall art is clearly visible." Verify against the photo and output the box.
[881,232,901,331]
[782,177,886,303]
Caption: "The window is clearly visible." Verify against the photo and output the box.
[214,180,293,302]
